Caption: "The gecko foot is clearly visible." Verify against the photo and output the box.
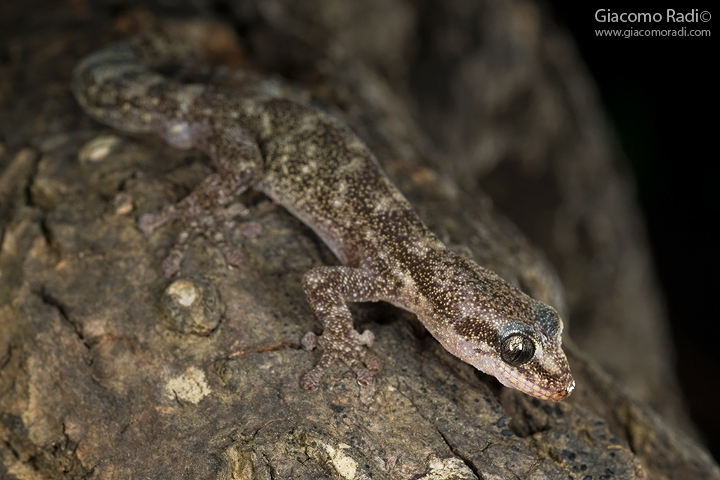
[300,329,382,390]
[140,200,250,277]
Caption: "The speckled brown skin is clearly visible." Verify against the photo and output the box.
[72,32,575,401]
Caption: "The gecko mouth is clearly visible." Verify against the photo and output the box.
[496,362,575,402]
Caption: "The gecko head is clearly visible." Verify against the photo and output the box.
[420,254,575,402]
[449,299,574,402]
[477,304,575,403]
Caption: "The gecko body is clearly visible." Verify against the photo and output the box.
[72,31,574,401]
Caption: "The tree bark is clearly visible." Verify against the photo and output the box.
[0,1,717,479]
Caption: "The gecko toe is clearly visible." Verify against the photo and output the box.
[364,353,382,373]
[301,349,333,390]
[353,353,382,385]
[301,331,319,350]
[301,369,322,391]
[138,213,157,235]
[138,213,161,236]
[138,205,178,236]
[161,250,183,278]
[355,369,375,386]
[220,245,245,268]
[356,329,375,347]
[347,354,379,386]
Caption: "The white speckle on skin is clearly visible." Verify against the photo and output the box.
[372,198,391,213]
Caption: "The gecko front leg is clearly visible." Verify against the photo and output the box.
[300,266,386,390]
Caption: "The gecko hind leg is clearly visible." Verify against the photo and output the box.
[300,266,385,390]
[140,125,263,277]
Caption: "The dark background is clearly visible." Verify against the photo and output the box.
[546,0,718,460]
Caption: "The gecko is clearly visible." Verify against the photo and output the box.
[71,28,575,402]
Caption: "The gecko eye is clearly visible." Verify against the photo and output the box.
[500,333,535,366]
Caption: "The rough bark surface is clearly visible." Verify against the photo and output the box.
[0,1,717,479]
